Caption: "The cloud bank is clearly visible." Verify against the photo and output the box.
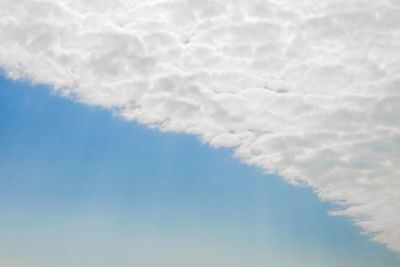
[0,0,399,252]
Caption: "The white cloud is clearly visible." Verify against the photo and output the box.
[1,0,399,252]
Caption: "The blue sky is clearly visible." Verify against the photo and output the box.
[0,74,399,267]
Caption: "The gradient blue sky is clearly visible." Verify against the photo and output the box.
[0,74,399,267]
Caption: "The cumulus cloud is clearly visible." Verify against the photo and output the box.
[0,0,399,252]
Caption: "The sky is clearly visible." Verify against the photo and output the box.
[1,0,400,251]
[0,75,399,267]
[0,0,399,266]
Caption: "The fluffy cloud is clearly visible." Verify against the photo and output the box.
[1,0,399,252]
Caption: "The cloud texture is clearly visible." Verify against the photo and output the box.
[0,0,399,252]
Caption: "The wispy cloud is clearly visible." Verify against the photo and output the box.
[0,0,399,252]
